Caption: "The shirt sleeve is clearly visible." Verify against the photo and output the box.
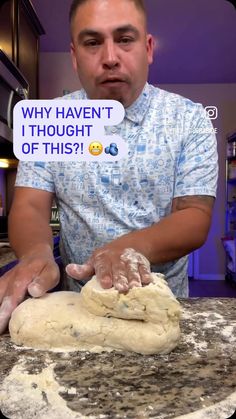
[15,161,55,193]
[174,103,218,198]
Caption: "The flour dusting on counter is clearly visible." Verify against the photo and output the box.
[181,306,236,357]
[0,357,93,419]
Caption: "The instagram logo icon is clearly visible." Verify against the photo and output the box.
[205,106,218,120]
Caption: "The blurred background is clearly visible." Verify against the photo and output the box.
[0,0,236,294]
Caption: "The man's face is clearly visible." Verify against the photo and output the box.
[70,0,154,108]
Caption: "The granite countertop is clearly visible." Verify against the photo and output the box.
[0,298,235,419]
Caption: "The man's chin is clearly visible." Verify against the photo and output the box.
[97,92,126,106]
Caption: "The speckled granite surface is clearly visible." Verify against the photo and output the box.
[0,298,235,418]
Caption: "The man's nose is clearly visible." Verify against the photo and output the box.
[102,40,120,69]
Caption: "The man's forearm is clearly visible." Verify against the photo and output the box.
[107,207,212,265]
[8,208,54,260]
[67,202,214,291]
[1,193,60,334]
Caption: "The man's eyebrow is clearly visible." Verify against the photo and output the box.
[114,25,140,37]
[77,25,139,42]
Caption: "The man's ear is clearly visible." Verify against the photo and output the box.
[146,34,154,65]
[70,42,78,72]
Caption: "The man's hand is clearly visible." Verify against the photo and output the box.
[0,254,60,334]
[66,247,153,292]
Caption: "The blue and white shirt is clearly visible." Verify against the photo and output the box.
[15,83,218,297]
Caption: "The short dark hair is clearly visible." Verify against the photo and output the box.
[69,0,147,25]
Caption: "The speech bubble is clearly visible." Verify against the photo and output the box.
[13,99,127,161]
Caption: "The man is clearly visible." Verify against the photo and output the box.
[0,0,218,333]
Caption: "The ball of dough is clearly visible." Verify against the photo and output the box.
[9,273,181,355]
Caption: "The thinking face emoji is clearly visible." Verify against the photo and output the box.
[89,142,103,156]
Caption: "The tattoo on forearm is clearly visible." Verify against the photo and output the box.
[171,195,215,215]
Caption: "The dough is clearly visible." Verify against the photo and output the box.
[9,273,181,355]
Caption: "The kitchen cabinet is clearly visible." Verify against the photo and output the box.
[0,0,44,99]
[17,0,44,98]
[223,130,236,284]
[0,0,15,61]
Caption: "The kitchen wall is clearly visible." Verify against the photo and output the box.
[39,52,81,98]
[39,52,236,280]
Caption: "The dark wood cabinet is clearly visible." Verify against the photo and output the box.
[0,0,44,99]
[0,0,15,61]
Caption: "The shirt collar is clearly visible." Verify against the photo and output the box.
[80,82,151,124]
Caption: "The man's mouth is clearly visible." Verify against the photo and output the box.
[100,78,126,86]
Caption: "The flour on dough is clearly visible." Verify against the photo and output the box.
[9,273,181,355]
